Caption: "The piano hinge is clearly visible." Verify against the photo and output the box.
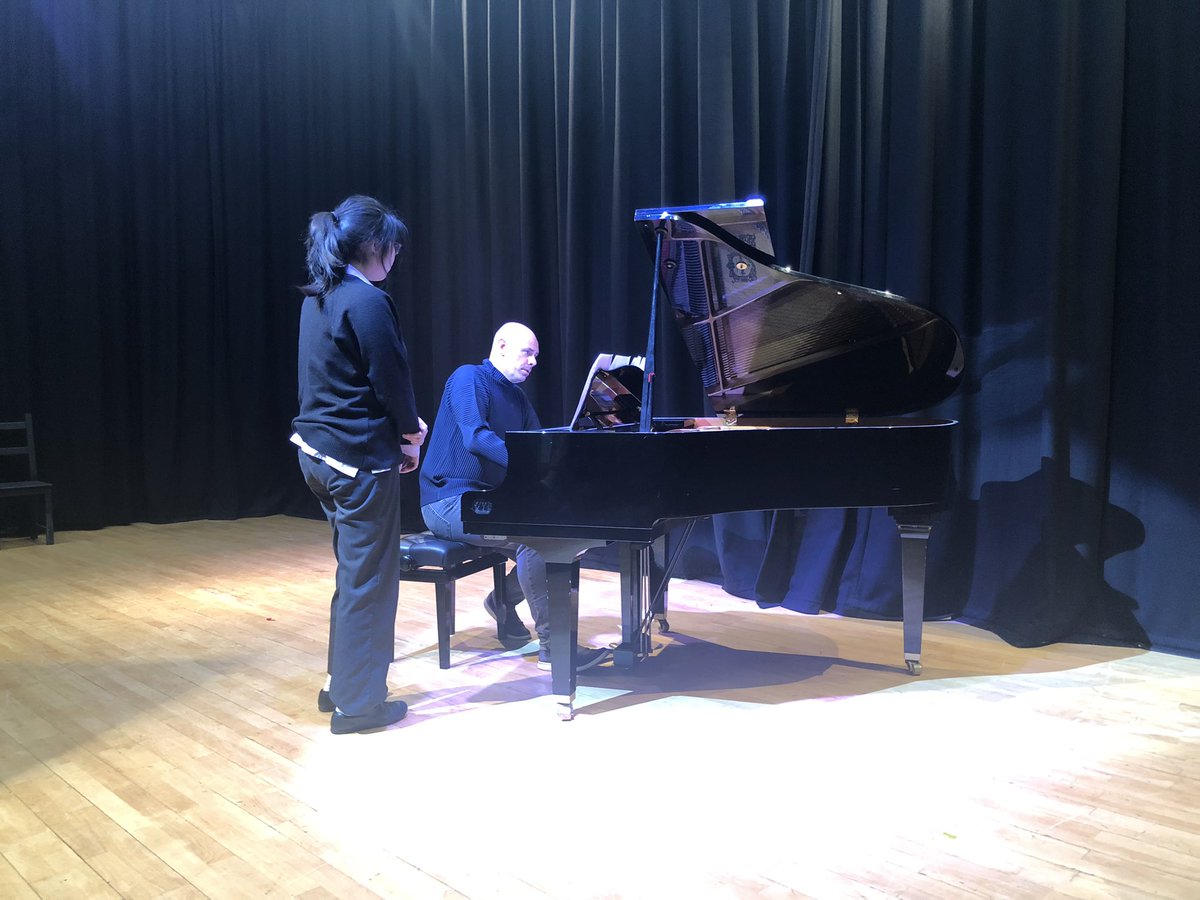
[845,408,860,424]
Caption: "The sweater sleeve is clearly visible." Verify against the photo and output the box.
[452,367,510,468]
[347,291,420,437]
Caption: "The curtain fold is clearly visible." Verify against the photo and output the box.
[2,0,1195,655]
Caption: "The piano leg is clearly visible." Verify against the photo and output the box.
[651,533,670,634]
[893,513,934,676]
[614,542,653,667]
[547,560,580,720]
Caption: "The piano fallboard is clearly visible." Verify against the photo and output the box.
[461,417,956,542]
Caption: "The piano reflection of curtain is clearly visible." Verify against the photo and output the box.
[686,509,957,621]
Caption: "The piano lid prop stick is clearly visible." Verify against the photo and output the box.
[639,224,668,432]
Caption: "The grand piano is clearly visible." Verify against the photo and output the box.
[463,198,964,719]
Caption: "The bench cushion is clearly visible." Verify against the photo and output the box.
[398,531,505,571]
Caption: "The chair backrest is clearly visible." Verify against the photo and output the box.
[0,414,40,482]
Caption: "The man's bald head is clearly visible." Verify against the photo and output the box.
[489,322,540,384]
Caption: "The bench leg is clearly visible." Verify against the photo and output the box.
[492,562,507,604]
[491,562,509,641]
[435,581,455,669]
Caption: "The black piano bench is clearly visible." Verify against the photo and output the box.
[397,532,509,669]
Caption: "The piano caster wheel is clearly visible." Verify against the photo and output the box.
[657,616,670,634]
[906,660,922,676]
[555,699,575,721]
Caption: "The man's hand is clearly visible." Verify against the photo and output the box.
[403,417,428,447]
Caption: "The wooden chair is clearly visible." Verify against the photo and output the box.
[0,414,54,545]
[397,532,509,668]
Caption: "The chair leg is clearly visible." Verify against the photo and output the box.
[44,493,54,545]
[435,581,454,669]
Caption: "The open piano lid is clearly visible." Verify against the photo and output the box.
[632,198,965,417]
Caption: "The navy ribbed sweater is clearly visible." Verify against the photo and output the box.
[419,360,540,505]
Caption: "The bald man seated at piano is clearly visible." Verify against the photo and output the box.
[418,322,610,672]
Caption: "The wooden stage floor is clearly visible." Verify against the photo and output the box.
[1,516,1198,898]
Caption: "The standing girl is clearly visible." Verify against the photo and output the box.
[292,194,425,734]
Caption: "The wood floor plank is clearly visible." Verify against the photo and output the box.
[2,517,1198,898]
[0,788,119,897]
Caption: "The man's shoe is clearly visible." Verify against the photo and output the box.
[484,592,532,643]
[317,689,334,713]
[330,700,408,734]
[537,644,609,672]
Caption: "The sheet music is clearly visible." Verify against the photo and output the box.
[568,353,646,430]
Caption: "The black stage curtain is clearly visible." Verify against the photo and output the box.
[2,2,1197,656]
